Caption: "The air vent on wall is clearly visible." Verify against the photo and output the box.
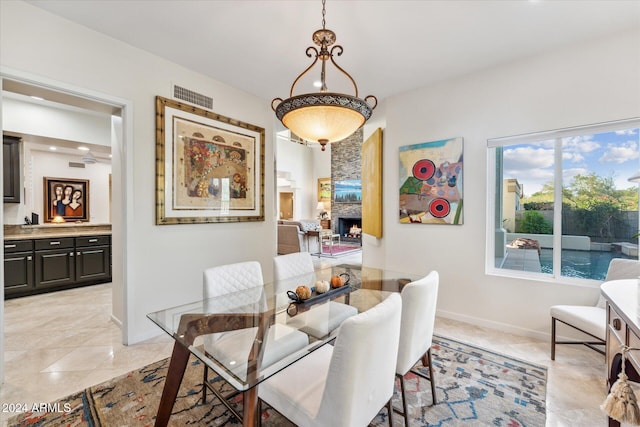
[173,85,213,110]
[69,162,86,168]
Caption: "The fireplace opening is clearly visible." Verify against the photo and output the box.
[337,217,362,242]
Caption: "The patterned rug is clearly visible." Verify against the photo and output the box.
[318,243,362,257]
[8,336,547,426]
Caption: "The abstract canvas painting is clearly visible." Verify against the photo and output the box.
[399,137,463,225]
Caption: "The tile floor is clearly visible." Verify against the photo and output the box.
[0,250,614,426]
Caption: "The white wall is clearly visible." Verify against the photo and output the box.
[3,145,112,224]
[2,97,113,225]
[1,1,276,343]
[276,137,315,220]
[367,29,640,339]
[3,96,112,146]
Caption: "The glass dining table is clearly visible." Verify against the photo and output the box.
[147,264,421,427]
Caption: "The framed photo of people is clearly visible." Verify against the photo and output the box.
[44,177,90,222]
[155,96,265,224]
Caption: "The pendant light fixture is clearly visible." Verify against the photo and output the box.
[272,0,377,151]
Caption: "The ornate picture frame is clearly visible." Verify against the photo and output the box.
[44,177,90,223]
[155,96,265,224]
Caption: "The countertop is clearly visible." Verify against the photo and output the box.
[601,279,640,333]
[4,224,112,240]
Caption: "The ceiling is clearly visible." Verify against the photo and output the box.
[25,0,640,104]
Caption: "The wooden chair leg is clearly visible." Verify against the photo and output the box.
[398,374,409,427]
[202,366,208,404]
[426,348,437,405]
[551,317,556,361]
[386,398,395,427]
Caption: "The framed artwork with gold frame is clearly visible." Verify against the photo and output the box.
[155,96,265,224]
[318,177,331,202]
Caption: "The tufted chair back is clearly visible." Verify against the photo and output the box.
[273,252,315,293]
[204,261,263,298]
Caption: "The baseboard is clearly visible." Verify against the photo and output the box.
[436,309,550,342]
[109,315,165,345]
[128,327,169,345]
[110,314,123,329]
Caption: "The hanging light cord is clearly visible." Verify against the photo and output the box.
[321,0,326,29]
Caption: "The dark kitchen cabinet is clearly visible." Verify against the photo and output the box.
[3,134,21,203]
[4,240,34,296]
[5,234,112,299]
[34,238,75,289]
[75,235,111,282]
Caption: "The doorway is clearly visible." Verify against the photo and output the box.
[279,192,294,219]
[0,73,130,382]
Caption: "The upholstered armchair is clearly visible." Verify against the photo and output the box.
[550,258,640,360]
[277,224,305,254]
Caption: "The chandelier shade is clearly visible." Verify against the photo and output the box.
[275,93,373,147]
[272,0,376,151]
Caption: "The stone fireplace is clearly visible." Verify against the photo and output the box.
[330,128,363,244]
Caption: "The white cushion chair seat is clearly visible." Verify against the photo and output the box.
[286,300,358,338]
[201,260,309,418]
[205,323,309,379]
[274,252,358,339]
[550,305,606,340]
[258,344,332,426]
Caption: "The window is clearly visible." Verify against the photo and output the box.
[487,119,640,283]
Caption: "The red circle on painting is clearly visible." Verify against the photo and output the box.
[412,159,435,181]
[429,198,450,218]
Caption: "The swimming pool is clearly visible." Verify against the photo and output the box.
[539,248,630,280]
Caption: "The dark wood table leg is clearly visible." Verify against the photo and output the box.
[154,341,191,427]
[243,386,259,427]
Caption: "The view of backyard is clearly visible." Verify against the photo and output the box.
[493,123,640,281]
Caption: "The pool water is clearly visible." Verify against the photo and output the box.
[539,248,630,280]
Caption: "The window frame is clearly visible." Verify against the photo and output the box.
[486,117,640,286]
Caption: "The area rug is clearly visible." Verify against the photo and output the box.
[318,243,362,257]
[8,336,547,426]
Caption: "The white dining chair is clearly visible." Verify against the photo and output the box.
[550,258,640,360]
[201,261,309,420]
[273,252,358,339]
[258,293,403,427]
[394,271,439,427]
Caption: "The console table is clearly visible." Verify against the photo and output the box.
[601,279,640,427]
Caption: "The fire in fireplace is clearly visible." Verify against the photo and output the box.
[337,217,362,241]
